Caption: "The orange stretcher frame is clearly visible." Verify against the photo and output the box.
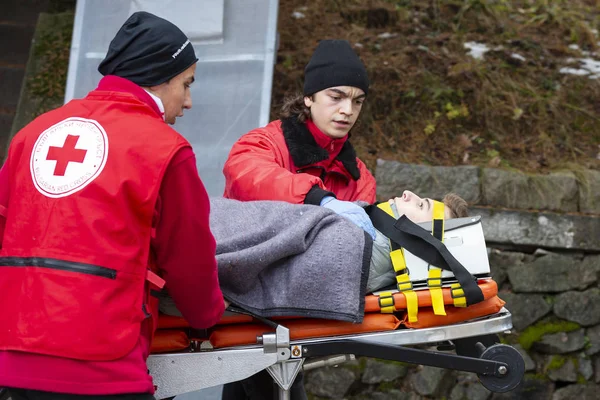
[209,313,402,348]
[150,280,503,354]
[365,279,497,313]
[151,329,191,353]
[401,295,505,329]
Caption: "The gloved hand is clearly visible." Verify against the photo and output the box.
[320,196,376,240]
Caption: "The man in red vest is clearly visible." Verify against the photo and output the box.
[0,11,224,400]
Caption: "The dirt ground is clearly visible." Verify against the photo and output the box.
[270,0,600,174]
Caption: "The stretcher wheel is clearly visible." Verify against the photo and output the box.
[477,344,525,393]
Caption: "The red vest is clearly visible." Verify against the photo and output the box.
[0,90,189,361]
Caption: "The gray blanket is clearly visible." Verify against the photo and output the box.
[210,197,372,323]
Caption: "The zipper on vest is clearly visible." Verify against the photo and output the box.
[0,257,117,279]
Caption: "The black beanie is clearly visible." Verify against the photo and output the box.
[303,40,369,96]
[98,11,198,86]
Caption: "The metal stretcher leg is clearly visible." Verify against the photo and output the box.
[266,359,304,400]
[299,339,524,393]
[303,340,504,375]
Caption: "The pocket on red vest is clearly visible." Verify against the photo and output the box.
[0,257,146,361]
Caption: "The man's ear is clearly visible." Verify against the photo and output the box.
[304,96,313,108]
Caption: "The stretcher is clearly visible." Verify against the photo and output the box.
[148,280,525,400]
[0,212,525,400]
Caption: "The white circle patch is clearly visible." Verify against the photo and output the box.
[30,117,109,198]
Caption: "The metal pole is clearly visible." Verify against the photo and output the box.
[277,386,291,400]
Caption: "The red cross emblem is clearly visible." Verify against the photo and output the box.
[46,134,88,176]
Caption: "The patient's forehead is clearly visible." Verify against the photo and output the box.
[394,197,453,221]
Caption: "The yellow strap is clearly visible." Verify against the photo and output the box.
[428,268,446,316]
[432,200,445,242]
[389,249,406,273]
[432,200,445,224]
[377,201,419,321]
[451,283,467,307]
[378,291,395,313]
[377,201,395,217]
[378,293,394,307]
[404,290,419,323]
[397,273,418,322]
[428,200,446,315]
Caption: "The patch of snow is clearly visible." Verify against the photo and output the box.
[464,41,490,60]
[580,58,600,73]
[572,57,600,78]
[559,57,600,79]
[568,44,580,50]
[378,32,397,39]
[559,67,592,76]
[511,53,526,62]
[291,11,305,19]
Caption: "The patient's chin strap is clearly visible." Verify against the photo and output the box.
[365,202,484,323]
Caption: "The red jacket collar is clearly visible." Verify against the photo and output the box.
[281,116,361,181]
[95,76,163,119]
[305,119,348,155]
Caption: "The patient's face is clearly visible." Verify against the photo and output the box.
[390,190,451,223]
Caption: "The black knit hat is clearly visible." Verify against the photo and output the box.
[303,40,369,96]
[98,11,198,86]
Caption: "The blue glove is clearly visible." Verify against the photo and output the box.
[320,196,376,240]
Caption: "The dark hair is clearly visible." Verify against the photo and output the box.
[442,193,469,219]
[280,93,311,122]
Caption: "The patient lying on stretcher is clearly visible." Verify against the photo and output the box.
[368,191,468,292]
[159,190,469,322]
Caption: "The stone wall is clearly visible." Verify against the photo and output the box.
[375,160,600,216]
[303,160,600,400]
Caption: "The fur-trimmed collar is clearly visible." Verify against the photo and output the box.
[281,116,361,180]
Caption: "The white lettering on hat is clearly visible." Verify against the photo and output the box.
[30,117,109,198]
[171,39,191,59]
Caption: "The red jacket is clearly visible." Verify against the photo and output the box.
[0,76,224,395]
[223,117,376,204]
